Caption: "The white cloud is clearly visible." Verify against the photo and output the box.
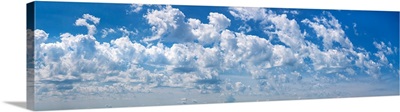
[229,7,307,50]
[373,41,394,55]
[237,24,252,33]
[101,28,115,38]
[290,10,299,15]
[130,4,143,13]
[75,14,100,35]
[228,8,397,82]
[229,7,267,21]
[118,27,138,37]
[229,7,268,33]
[363,60,382,79]
[374,51,388,64]
[34,29,49,43]
[353,23,359,36]
[83,14,100,24]
[144,6,232,45]
[188,18,220,45]
[267,13,305,49]
[234,82,247,93]
[144,5,194,42]
[271,45,297,67]
[188,12,232,45]
[301,12,353,49]
[309,47,351,70]
[345,68,356,75]
[208,12,231,30]
[283,10,300,15]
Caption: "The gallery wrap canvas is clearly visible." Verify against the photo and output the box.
[27,1,399,110]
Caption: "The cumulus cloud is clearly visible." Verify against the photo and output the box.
[75,14,100,35]
[208,12,231,30]
[34,29,49,43]
[227,7,398,87]
[144,5,194,42]
[301,12,353,49]
[189,12,232,45]
[143,6,232,45]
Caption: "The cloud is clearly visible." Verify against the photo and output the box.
[224,94,236,103]
[144,5,194,42]
[208,12,231,30]
[74,14,100,35]
[34,29,48,43]
[237,24,252,32]
[130,4,143,13]
[267,13,305,50]
[118,27,138,37]
[101,28,115,38]
[227,7,398,90]
[229,7,267,21]
[83,14,100,24]
[301,12,353,49]
[229,8,306,50]
[189,12,231,45]
[144,6,232,45]
[234,82,247,93]
[353,23,359,36]
[373,41,394,55]
[229,7,268,33]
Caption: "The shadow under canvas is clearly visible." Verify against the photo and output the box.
[4,101,27,110]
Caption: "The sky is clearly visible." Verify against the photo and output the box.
[29,1,399,110]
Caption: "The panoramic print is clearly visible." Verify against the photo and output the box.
[27,1,399,110]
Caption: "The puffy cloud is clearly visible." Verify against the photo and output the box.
[301,12,353,49]
[229,7,306,50]
[83,14,100,24]
[267,13,305,49]
[34,29,49,43]
[188,18,220,45]
[144,6,232,45]
[144,6,194,42]
[208,12,231,30]
[227,7,398,92]
[189,12,231,45]
[308,46,351,70]
[271,45,297,67]
[373,41,394,55]
[74,14,100,35]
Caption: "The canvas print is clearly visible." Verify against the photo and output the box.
[27,1,399,110]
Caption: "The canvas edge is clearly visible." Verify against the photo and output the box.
[26,1,35,110]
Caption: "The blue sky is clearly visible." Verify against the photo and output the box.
[31,1,399,110]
